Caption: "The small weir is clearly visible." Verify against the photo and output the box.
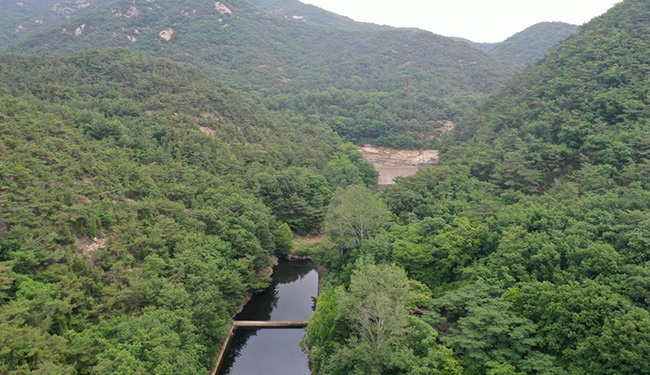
[214,260,317,375]
[233,320,308,328]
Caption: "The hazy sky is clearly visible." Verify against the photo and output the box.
[299,0,622,43]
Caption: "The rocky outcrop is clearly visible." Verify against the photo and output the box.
[159,28,173,41]
[215,2,232,15]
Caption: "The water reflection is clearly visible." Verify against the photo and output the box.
[219,260,317,375]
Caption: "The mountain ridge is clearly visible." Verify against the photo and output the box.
[464,21,580,64]
[3,0,518,147]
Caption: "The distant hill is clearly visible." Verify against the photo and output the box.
[3,0,518,148]
[462,22,580,65]
[445,0,650,193]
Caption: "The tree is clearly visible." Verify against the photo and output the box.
[324,185,391,256]
[434,282,565,375]
[310,259,461,375]
[572,307,650,375]
[324,143,379,190]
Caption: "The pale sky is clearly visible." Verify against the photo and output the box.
[299,0,622,43]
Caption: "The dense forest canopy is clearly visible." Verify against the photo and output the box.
[306,0,650,374]
[0,49,376,373]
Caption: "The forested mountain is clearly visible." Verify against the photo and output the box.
[2,0,518,148]
[0,49,378,373]
[307,0,650,374]
[446,0,650,192]
[467,22,580,65]
[0,0,109,47]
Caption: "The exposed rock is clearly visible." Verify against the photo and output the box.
[51,1,90,15]
[74,23,85,36]
[126,6,139,18]
[127,35,137,43]
[359,145,439,185]
[159,28,174,41]
[111,6,139,18]
[359,145,438,166]
[200,111,226,122]
[439,120,455,134]
[215,2,232,15]
[76,235,107,263]
[200,126,216,136]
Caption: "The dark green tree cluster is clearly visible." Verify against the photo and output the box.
[307,1,650,374]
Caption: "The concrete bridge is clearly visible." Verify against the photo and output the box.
[233,320,308,328]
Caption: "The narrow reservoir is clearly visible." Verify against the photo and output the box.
[218,260,318,375]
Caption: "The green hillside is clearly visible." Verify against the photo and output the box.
[4,0,518,148]
[447,0,650,192]
[468,22,580,65]
[306,1,650,374]
[0,49,378,374]
[0,0,109,47]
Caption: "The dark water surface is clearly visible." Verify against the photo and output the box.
[219,260,317,375]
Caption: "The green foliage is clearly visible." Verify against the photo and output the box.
[392,216,490,291]
[308,259,462,375]
[308,2,650,374]
[0,49,345,372]
[446,0,650,192]
[470,22,579,65]
[249,166,332,235]
[2,1,650,374]
[323,185,391,263]
[272,222,294,257]
[90,307,205,375]
[324,143,378,189]
[433,283,564,375]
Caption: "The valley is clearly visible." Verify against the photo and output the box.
[0,0,648,374]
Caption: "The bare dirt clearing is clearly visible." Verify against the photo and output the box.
[358,145,439,185]
[358,145,438,166]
